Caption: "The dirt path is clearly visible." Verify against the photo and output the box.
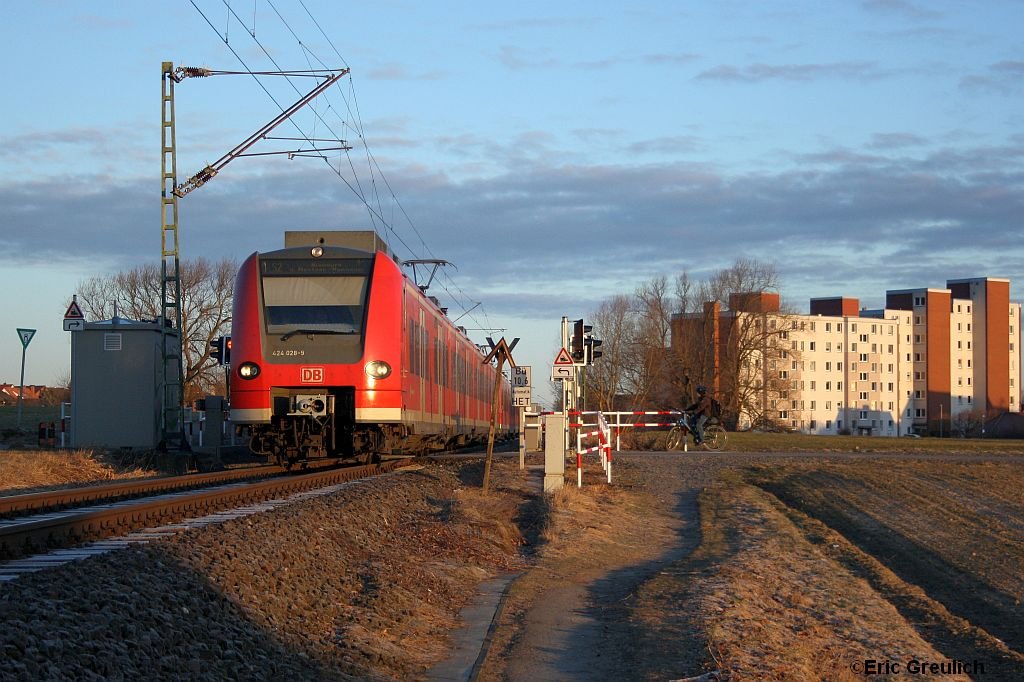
[478,451,1024,681]
[479,453,720,681]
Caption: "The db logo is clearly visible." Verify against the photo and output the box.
[300,367,324,383]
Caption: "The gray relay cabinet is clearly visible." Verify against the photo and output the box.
[70,318,179,450]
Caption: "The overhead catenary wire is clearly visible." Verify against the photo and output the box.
[186,0,499,334]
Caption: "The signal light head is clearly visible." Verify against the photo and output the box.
[364,360,392,380]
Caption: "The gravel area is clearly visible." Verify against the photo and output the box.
[0,458,536,681]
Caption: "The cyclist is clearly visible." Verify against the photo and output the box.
[684,385,714,446]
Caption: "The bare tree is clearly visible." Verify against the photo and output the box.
[76,258,237,402]
[671,259,795,429]
[586,295,633,410]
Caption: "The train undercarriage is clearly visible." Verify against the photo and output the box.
[240,387,493,468]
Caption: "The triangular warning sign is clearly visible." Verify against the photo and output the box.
[64,301,84,319]
[553,348,575,365]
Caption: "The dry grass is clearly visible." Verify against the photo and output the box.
[0,449,155,495]
[717,431,1024,454]
[690,480,972,681]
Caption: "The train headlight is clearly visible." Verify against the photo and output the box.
[364,360,392,380]
[238,362,261,379]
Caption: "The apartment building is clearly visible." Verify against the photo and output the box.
[671,277,1021,437]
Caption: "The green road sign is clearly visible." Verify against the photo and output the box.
[17,328,36,348]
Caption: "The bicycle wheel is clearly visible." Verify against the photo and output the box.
[703,424,726,451]
[666,427,683,451]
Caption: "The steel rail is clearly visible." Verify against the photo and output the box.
[0,458,348,518]
[0,459,412,560]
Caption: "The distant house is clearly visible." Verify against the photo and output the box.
[0,384,52,406]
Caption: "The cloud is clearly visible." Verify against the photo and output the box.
[865,133,929,150]
[696,61,884,83]
[0,133,1021,325]
[860,0,942,21]
[365,63,445,81]
[497,46,560,71]
[642,53,701,66]
[960,61,1024,95]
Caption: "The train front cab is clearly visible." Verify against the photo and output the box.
[230,245,405,465]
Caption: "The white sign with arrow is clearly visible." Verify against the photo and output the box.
[550,347,576,382]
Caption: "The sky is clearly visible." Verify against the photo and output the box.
[1,0,1022,408]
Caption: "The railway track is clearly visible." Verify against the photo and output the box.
[0,458,413,574]
[0,458,342,519]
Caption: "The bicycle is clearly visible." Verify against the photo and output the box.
[666,412,727,452]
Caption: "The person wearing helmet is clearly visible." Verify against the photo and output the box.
[685,385,714,445]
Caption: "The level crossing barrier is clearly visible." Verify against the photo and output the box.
[600,410,682,450]
[569,410,612,487]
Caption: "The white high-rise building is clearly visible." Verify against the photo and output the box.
[671,277,1021,437]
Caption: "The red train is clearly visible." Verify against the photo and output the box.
[229,231,515,467]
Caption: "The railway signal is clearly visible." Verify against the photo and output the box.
[210,336,225,365]
[571,319,592,363]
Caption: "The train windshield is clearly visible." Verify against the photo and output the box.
[260,258,372,337]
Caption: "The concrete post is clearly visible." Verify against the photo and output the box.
[543,413,566,494]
